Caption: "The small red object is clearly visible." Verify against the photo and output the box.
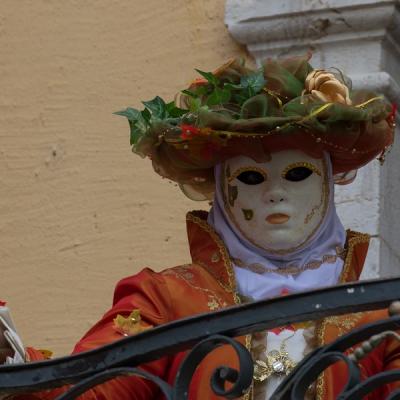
[0,300,7,306]
[280,288,290,296]
[270,325,295,335]
[180,124,201,140]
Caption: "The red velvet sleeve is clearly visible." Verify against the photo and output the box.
[358,325,400,399]
[14,268,173,400]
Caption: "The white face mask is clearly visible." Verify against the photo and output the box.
[220,150,329,254]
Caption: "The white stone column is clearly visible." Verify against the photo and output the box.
[225,0,400,278]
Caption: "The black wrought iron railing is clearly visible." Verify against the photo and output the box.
[0,278,400,399]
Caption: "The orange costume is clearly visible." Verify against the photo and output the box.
[21,211,400,400]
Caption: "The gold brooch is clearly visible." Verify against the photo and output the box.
[113,309,152,337]
[253,335,297,382]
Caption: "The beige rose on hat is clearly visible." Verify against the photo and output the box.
[305,70,352,105]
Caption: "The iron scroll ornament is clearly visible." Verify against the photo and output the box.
[272,316,400,399]
[56,335,254,400]
[0,278,399,399]
[57,318,400,400]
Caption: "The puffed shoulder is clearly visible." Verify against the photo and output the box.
[112,267,170,306]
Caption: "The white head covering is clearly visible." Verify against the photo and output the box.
[207,154,346,301]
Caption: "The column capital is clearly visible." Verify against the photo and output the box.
[226,0,400,101]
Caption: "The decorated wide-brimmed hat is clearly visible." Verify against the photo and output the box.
[116,55,395,200]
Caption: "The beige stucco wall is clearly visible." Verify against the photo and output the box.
[0,0,246,355]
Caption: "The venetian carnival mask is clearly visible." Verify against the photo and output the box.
[220,150,329,254]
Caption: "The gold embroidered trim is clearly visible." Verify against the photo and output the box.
[228,166,268,183]
[186,212,254,400]
[193,259,232,293]
[340,230,370,283]
[324,313,363,336]
[162,265,228,311]
[251,332,267,400]
[315,311,328,400]
[244,334,254,400]
[315,231,370,400]
[233,246,345,276]
[281,161,322,178]
[220,157,330,256]
[187,212,238,297]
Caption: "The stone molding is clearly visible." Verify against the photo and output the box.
[225,0,400,100]
[225,1,400,73]
[226,1,397,56]
[351,72,400,104]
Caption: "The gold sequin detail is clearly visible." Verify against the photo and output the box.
[211,252,220,263]
[281,161,322,179]
[187,212,237,295]
[324,313,363,335]
[228,166,268,183]
[162,265,228,311]
[207,298,220,311]
[233,246,344,276]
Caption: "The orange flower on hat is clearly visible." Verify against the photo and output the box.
[190,77,208,86]
[305,70,352,105]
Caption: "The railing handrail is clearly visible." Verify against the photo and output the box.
[0,277,399,395]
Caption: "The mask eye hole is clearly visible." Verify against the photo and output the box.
[237,170,266,185]
[284,167,313,182]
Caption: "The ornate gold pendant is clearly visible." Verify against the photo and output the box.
[253,349,296,382]
[113,309,152,336]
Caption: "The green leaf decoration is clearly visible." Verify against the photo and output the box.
[181,89,198,98]
[195,69,219,86]
[188,97,202,112]
[181,85,208,99]
[268,65,304,98]
[114,107,141,120]
[206,87,231,106]
[115,107,149,146]
[166,101,187,118]
[127,121,142,146]
[240,94,268,119]
[141,108,151,124]
[194,85,208,96]
[240,70,266,98]
[223,82,243,91]
[232,93,248,106]
[142,96,167,119]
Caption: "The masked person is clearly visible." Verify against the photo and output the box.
[2,56,399,399]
